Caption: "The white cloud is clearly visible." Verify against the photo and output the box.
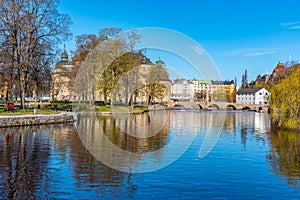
[244,50,276,58]
[281,21,300,29]
[224,48,277,58]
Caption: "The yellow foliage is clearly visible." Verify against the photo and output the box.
[270,69,300,129]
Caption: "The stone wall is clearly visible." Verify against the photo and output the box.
[0,112,77,128]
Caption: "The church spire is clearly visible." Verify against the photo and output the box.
[61,45,68,61]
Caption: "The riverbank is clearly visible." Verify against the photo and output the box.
[0,112,77,128]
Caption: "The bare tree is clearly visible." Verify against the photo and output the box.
[285,60,298,68]
[0,0,71,109]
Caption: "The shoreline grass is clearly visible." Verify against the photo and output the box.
[0,108,58,116]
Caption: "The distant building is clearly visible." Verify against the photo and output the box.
[173,79,236,102]
[236,88,270,105]
[274,60,285,73]
[190,79,211,93]
[268,60,288,84]
[171,78,194,102]
[190,79,211,102]
[52,49,74,100]
[210,80,235,102]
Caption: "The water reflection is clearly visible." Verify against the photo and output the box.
[76,111,198,173]
[267,128,300,188]
[0,126,51,199]
[0,111,299,199]
[0,125,137,199]
[223,112,270,147]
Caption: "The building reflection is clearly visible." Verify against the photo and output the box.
[267,128,300,188]
[76,112,171,173]
[232,112,270,147]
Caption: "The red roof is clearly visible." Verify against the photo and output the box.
[275,64,285,70]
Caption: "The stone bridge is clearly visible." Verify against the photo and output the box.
[166,102,270,113]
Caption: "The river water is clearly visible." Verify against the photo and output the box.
[0,111,299,199]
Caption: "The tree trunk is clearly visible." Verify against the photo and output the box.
[147,95,152,106]
[129,93,135,109]
[5,88,9,102]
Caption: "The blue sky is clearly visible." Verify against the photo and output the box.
[58,0,300,84]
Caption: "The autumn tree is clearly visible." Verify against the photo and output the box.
[270,69,300,129]
[73,29,140,104]
[115,52,145,107]
[95,30,140,104]
[67,34,99,98]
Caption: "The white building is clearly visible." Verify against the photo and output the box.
[236,88,270,105]
[171,78,194,102]
[190,79,212,93]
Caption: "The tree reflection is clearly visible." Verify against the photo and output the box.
[0,124,139,199]
[50,124,139,198]
[0,126,52,199]
[267,128,300,187]
[75,111,173,173]
[98,113,170,153]
[223,112,236,132]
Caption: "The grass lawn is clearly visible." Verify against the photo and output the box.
[132,106,149,112]
[95,105,149,113]
[95,106,112,112]
[0,108,58,116]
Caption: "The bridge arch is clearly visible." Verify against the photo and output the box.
[173,104,185,110]
[208,104,220,110]
[227,104,236,110]
[258,107,263,112]
[242,106,251,110]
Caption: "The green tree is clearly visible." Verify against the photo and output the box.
[211,89,226,102]
[194,90,206,102]
[73,29,141,105]
[145,60,169,105]
[270,69,300,129]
